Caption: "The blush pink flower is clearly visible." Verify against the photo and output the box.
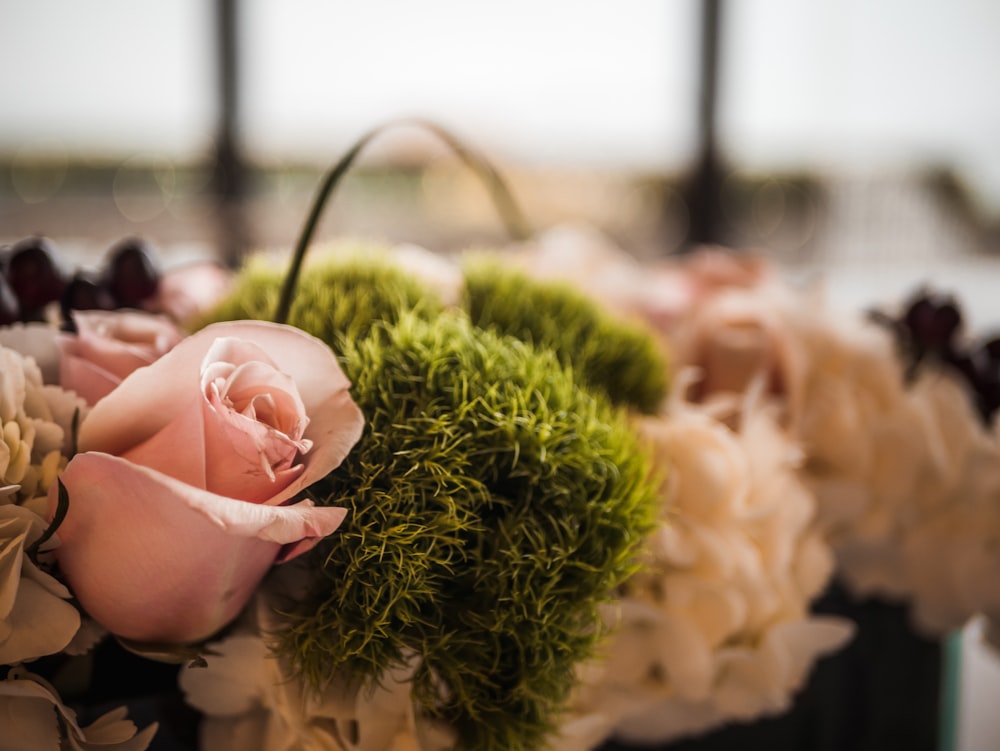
[50,321,364,644]
[147,261,234,328]
[60,310,185,405]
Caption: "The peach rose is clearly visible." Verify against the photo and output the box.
[50,321,364,644]
[60,310,185,405]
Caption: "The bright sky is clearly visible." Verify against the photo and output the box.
[1,0,999,208]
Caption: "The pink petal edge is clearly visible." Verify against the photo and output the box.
[80,321,354,457]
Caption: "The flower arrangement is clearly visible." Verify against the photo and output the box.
[1,122,998,751]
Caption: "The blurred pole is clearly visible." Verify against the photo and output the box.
[680,0,725,251]
[213,0,250,268]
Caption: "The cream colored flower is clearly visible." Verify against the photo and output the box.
[644,271,1000,635]
[0,344,85,508]
[181,572,456,751]
[556,383,851,747]
[673,271,1000,646]
[770,302,1000,628]
[0,344,84,667]
[0,503,80,665]
[0,667,156,751]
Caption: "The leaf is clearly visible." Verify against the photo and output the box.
[117,636,219,667]
[26,479,69,559]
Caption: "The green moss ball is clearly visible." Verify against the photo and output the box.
[280,311,657,751]
[199,245,446,346]
[461,259,669,414]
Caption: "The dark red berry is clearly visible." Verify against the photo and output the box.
[903,293,962,355]
[61,270,116,327]
[5,236,68,313]
[982,336,1000,363]
[104,237,160,309]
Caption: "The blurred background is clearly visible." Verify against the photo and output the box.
[2,1,1000,748]
[1,0,998,270]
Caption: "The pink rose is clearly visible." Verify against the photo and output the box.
[50,321,364,643]
[61,310,185,405]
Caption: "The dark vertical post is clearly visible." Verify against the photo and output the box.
[213,0,249,268]
[681,0,725,250]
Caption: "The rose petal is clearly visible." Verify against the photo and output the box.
[57,356,122,408]
[199,339,311,499]
[53,452,347,643]
[60,311,184,405]
[68,312,166,380]
[204,355,307,438]
[79,322,362,505]
[118,393,207,490]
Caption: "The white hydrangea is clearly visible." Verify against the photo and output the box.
[775,301,928,598]
[891,372,1000,637]
[0,344,85,510]
[0,343,85,666]
[555,382,852,747]
[0,503,81,665]
[615,260,1000,639]
[0,666,157,751]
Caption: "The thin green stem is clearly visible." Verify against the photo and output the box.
[274,118,531,324]
[26,479,69,559]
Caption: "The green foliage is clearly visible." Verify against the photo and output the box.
[198,245,445,346]
[202,247,660,749]
[461,258,669,414]
[278,311,658,751]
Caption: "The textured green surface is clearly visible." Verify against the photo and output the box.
[462,259,669,414]
[198,246,445,345]
[280,312,657,751]
[203,254,660,750]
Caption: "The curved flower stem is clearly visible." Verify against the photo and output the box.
[26,479,69,560]
[275,117,532,325]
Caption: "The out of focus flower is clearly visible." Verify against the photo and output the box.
[894,372,1000,636]
[149,261,234,328]
[501,224,773,331]
[637,256,1000,638]
[387,243,464,308]
[557,379,851,746]
[60,310,184,406]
